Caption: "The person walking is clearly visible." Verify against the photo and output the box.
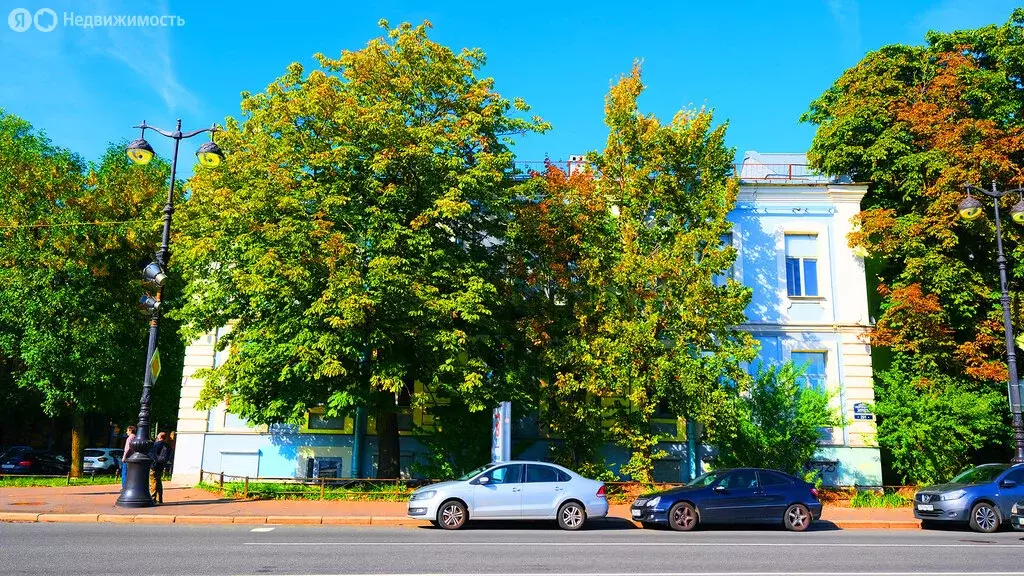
[149,432,171,504]
[121,425,136,489]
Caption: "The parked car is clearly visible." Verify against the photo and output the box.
[631,467,822,532]
[1012,498,1023,531]
[83,448,121,475]
[0,448,70,475]
[0,445,31,463]
[914,463,1024,533]
[407,460,608,530]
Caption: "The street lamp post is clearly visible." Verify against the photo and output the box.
[958,182,1024,464]
[116,119,224,507]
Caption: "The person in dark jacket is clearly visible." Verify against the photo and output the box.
[149,432,172,504]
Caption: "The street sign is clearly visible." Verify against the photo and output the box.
[853,401,873,420]
[150,348,162,382]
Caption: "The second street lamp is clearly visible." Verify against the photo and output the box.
[958,182,1024,465]
[116,119,224,508]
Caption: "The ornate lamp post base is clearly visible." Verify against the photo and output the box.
[116,454,154,507]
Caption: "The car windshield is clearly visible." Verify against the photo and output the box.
[457,463,496,481]
[687,471,725,488]
[950,465,1010,485]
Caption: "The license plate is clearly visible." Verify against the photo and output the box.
[917,504,934,511]
[1,465,14,470]
[631,509,642,518]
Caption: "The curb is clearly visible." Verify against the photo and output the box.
[0,512,920,529]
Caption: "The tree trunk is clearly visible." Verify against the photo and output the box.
[376,402,400,479]
[70,409,85,478]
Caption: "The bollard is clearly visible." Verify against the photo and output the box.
[320,477,325,499]
[244,476,249,499]
[66,472,71,486]
[219,471,224,492]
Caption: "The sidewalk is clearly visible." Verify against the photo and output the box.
[0,484,920,529]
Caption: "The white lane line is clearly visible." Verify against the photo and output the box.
[249,527,275,533]
[242,541,1023,548]
[230,572,1024,576]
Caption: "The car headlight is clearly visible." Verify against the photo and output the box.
[939,490,966,501]
[409,490,436,502]
[647,496,661,508]
[1013,503,1019,514]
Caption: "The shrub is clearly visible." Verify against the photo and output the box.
[712,362,841,475]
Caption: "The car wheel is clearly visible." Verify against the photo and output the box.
[783,504,811,532]
[969,502,1000,533]
[668,502,698,531]
[437,500,468,530]
[557,501,586,531]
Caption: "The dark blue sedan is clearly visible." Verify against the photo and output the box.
[631,468,822,531]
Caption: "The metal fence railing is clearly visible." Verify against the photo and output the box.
[196,471,914,504]
[198,469,434,500]
[507,161,830,183]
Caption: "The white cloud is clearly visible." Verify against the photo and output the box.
[83,0,199,112]
[826,0,863,59]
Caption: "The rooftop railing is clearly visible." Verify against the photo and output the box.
[509,161,835,183]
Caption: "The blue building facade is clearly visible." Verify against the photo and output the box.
[171,152,883,487]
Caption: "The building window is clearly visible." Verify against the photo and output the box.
[785,234,818,296]
[396,387,413,431]
[714,233,735,286]
[791,351,827,391]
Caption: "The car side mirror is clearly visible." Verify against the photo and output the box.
[477,476,489,485]
[1000,479,1017,489]
[713,485,727,493]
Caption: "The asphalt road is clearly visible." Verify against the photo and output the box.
[2,522,1023,576]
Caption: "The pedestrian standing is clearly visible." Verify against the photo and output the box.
[149,432,171,504]
[121,425,136,488]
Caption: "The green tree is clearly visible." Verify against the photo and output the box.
[801,10,1024,478]
[0,111,183,475]
[511,65,756,481]
[872,358,1004,484]
[712,362,841,476]
[173,21,546,477]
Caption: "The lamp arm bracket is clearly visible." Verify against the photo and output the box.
[132,123,219,140]
[966,184,1000,199]
[181,126,220,140]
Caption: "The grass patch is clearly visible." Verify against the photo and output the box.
[849,489,912,508]
[0,475,120,488]
[198,480,414,501]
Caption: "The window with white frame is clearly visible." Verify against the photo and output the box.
[791,351,827,391]
[714,233,735,286]
[785,234,819,297]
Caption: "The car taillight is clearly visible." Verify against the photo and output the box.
[18,460,32,467]
[810,488,819,499]
[597,485,606,497]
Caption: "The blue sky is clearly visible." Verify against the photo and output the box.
[1,0,1021,172]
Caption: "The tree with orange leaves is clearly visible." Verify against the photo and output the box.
[801,11,1024,483]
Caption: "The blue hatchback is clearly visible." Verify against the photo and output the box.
[631,468,822,531]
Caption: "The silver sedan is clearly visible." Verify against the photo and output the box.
[407,460,609,530]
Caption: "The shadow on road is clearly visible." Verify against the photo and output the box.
[419,518,640,531]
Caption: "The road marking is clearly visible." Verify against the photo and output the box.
[242,541,1024,549]
[249,527,275,533]
[231,572,1024,576]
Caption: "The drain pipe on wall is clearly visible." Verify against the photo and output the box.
[826,219,850,449]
